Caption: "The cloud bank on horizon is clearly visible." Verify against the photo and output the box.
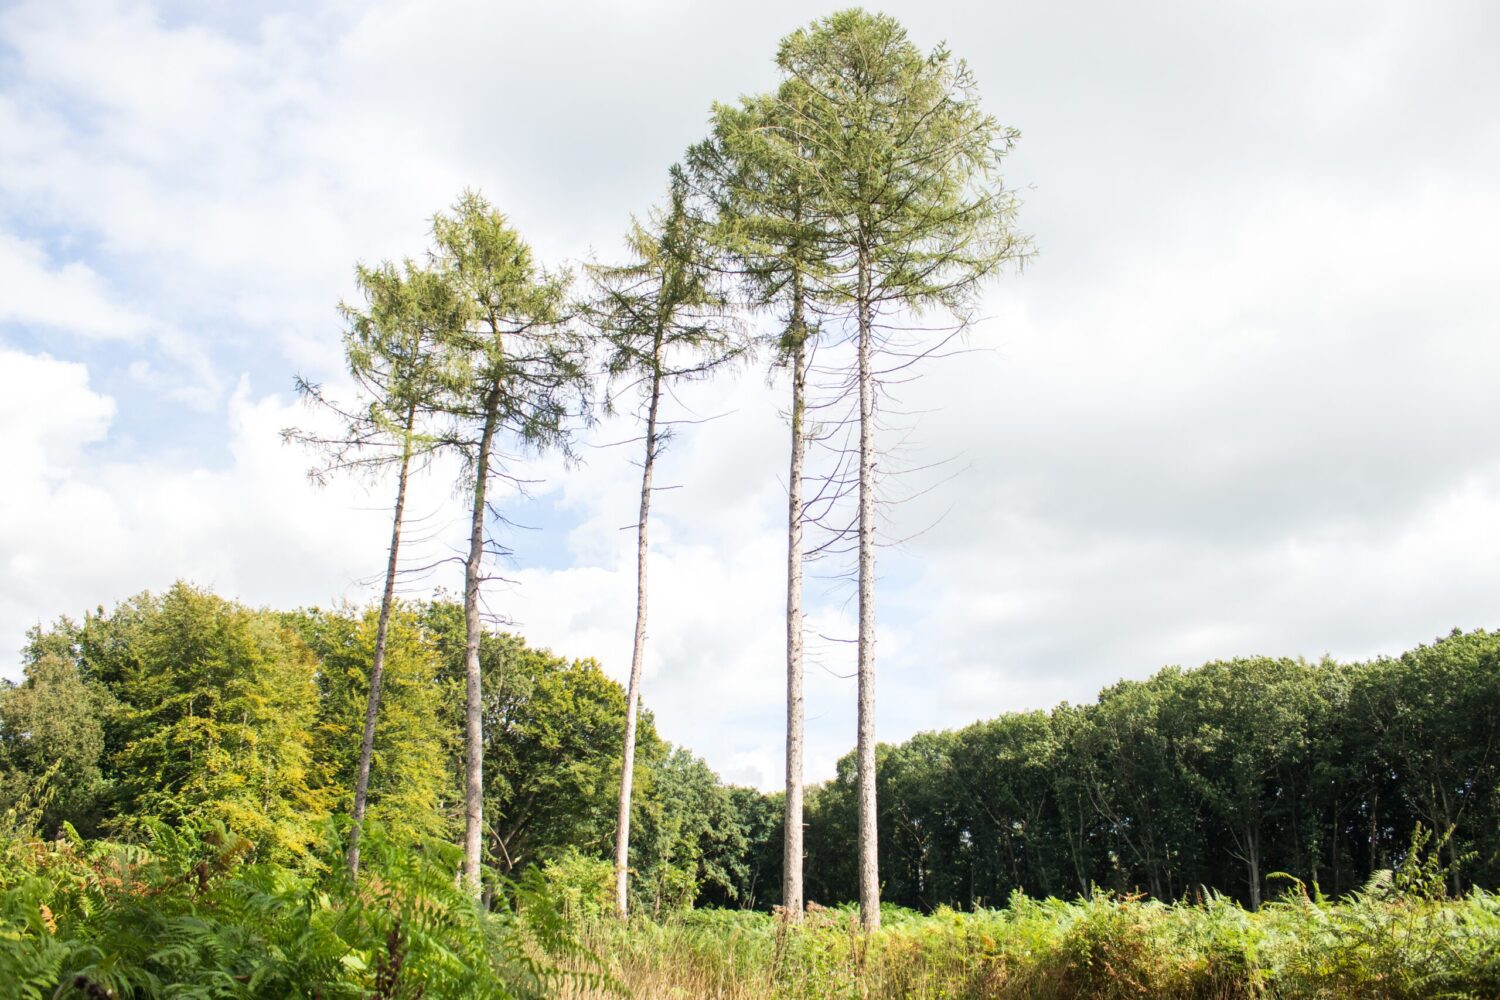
[2,0,1498,788]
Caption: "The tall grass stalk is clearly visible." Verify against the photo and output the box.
[562,889,1500,1000]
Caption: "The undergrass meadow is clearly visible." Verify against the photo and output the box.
[565,890,1500,999]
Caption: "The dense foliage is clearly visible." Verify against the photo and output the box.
[785,630,1500,913]
[0,815,602,999]
[0,584,752,914]
[5,585,1497,928]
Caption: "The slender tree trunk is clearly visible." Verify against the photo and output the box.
[614,360,662,920]
[1072,797,1090,894]
[1246,825,1262,910]
[347,399,418,877]
[1146,861,1163,901]
[462,387,501,897]
[855,246,880,931]
[1330,790,1341,896]
[783,291,808,921]
[1435,782,1463,895]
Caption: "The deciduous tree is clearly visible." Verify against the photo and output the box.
[0,629,111,836]
[101,584,329,856]
[292,604,458,847]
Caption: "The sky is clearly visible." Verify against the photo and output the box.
[2,0,1498,789]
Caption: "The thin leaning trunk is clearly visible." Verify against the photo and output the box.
[347,398,418,877]
[614,362,662,920]
[855,248,880,931]
[462,387,501,897]
[783,314,808,920]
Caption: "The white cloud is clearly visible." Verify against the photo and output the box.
[0,347,114,487]
[0,235,151,340]
[1,0,1498,791]
[0,349,471,672]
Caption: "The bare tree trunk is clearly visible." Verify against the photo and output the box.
[614,361,662,921]
[1071,797,1090,894]
[855,247,880,932]
[1330,789,1341,896]
[347,399,417,877]
[462,387,501,897]
[783,295,808,920]
[1246,825,1262,910]
[1437,783,1463,895]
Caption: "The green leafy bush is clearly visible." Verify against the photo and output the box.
[0,817,600,998]
[544,848,616,920]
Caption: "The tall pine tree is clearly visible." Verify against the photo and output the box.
[755,9,1030,928]
[585,173,740,919]
[431,192,589,895]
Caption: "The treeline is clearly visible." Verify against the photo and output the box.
[6,586,1495,916]
[0,584,755,918]
[779,629,1500,912]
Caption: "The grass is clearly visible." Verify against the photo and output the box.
[562,889,1500,999]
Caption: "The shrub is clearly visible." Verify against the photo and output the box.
[0,817,595,998]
